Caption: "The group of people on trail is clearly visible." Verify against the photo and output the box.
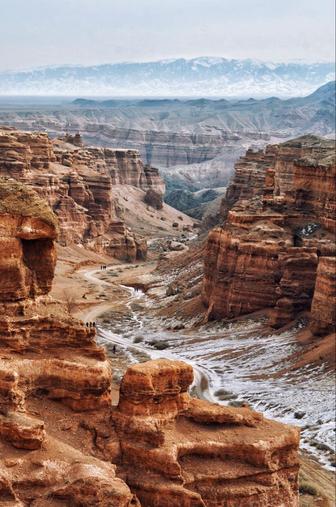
[85,321,96,328]
[100,265,107,270]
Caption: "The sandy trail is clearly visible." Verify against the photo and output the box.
[69,256,335,506]
[80,263,216,402]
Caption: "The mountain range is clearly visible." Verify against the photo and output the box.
[71,80,336,136]
[0,80,334,196]
[0,57,334,97]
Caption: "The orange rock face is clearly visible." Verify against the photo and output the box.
[0,180,136,505]
[113,359,300,507]
[0,178,300,505]
[0,178,57,303]
[203,135,336,332]
[0,128,165,261]
[310,257,336,335]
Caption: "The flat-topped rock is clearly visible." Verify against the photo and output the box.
[113,359,300,506]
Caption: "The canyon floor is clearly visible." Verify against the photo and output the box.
[51,238,336,507]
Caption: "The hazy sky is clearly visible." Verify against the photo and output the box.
[1,0,335,71]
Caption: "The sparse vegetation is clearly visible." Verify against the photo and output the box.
[0,177,58,228]
[62,289,77,315]
[148,339,170,350]
[299,471,320,498]
[299,483,318,496]
[133,336,144,343]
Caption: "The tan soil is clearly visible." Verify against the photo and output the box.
[51,244,335,506]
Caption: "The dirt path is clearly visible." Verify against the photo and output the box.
[77,261,158,322]
[54,247,336,506]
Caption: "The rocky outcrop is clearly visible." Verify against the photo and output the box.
[0,179,57,302]
[108,221,147,261]
[0,180,136,505]
[112,359,300,506]
[203,136,336,332]
[144,188,164,210]
[0,128,166,261]
[310,257,336,335]
[0,178,300,506]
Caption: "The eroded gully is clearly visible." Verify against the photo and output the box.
[83,263,336,471]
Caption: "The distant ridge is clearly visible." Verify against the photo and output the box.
[69,81,336,136]
[72,81,336,108]
[0,57,334,97]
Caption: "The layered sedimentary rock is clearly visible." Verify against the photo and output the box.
[0,127,165,260]
[0,179,57,302]
[203,136,336,332]
[0,179,300,505]
[107,221,147,262]
[221,146,276,214]
[0,180,136,505]
[310,256,336,335]
[112,359,300,506]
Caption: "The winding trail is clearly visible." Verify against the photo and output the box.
[81,262,336,471]
[82,264,216,401]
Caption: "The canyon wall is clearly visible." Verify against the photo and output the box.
[0,114,269,170]
[0,178,300,505]
[0,178,136,505]
[310,257,336,336]
[203,135,336,334]
[82,125,229,167]
[0,127,165,261]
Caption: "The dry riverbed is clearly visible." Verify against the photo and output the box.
[53,244,336,507]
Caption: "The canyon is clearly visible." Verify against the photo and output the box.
[0,178,302,505]
[0,127,194,262]
[0,80,334,201]
[0,127,335,506]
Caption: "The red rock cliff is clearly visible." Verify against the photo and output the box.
[0,128,165,261]
[203,135,336,332]
[0,178,137,505]
[310,256,336,336]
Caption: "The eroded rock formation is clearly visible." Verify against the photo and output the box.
[0,127,166,261]
[0,179,300,505]
[0,179,136,505]
[203,135,336,333]
[310,256,336,336]
[112,359,300,506]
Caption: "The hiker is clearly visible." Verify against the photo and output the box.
[113,345,116,354]
[86,322,89,327]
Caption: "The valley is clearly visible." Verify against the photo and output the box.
[1,0,335,504]
[50,239,336,506]
[0,80,334,206]
[65,253,336,471]
[0,126,334,506]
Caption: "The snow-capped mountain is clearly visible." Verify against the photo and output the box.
[0,57,334,97]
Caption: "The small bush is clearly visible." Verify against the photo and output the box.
[144,189,163,210]
[149,340,170,350]
[133,336,144,343]
[299,482,318,496]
